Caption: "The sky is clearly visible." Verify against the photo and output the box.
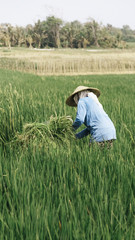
[0,0,135,29]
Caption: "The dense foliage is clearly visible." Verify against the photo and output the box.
[0,16,135,49]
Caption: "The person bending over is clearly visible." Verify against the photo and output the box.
[66,86,116,147]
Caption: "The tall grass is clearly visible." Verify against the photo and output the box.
[0,69,135,239]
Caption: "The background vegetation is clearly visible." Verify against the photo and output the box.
[0,69,135,239]
[0,16,135,49]
[1,47,135,75]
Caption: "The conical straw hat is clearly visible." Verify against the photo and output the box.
[66,85,100,107]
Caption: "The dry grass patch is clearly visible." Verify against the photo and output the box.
[0,48,135,75]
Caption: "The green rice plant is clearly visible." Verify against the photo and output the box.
[0,69,135,240]
[0,84,23,144]
[123,123,135,145]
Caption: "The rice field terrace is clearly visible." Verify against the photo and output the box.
[0,68,135,239]
[1,47,135,75]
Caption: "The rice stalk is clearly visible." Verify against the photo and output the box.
[123,123,135,145]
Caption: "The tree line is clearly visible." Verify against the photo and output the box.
[0,16,135,49]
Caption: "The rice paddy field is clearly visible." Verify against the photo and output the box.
[0,65,135,238]
[1,47,135,75]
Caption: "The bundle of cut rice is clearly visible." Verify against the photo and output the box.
[16,115,74,145]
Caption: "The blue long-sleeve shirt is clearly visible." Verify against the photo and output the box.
[72,97,116,142]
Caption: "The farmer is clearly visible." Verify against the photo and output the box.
[66,86,116,147]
